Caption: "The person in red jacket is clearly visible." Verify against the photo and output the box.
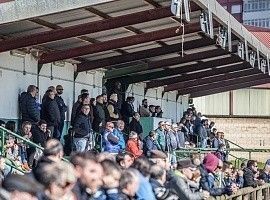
[126,131,143,158]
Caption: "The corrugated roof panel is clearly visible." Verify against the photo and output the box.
[41,38,87,50]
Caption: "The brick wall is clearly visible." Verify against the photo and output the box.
[209,117,270,162]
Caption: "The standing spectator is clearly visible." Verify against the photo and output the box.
[71,93,89,126]
[41,89,61,139]
[102,122,120,153]
[73,105,92,152]
[121,96,135,126]
[169,159,210,200]
[111,81,123,110]
[129,112,143,139]
[155,106,163,118]
[19,85,40,124]
[119,169,140,200]
[197,119,208,148]
[31,120,50,147]
[143,131,159,157]
[92,95,106,133]
[176,123,186,148]
[149,105,156,117]
[126,131,143,158]
[114,120,126,150]
[55,85,67,139]
[155,121,166,151]
[164,122,178,168]
[212,132,223,148]
[107,93,120,121]
[243,160,264,187]
[139,99,151,117]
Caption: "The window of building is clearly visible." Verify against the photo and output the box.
[231,4,241,14]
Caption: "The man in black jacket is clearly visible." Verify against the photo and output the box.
[129,113,143,139]
[121,96,135,127]
[243,160,264,187]
[41,89,61,139]
[20,85,40,124]
[55,85,67,140]
[73,104,92,152]
[93,95,106,133]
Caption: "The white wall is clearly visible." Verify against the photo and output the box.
[126,83,189,123]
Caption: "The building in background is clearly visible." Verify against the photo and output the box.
[217,0,243,22]
[243,0,270,28]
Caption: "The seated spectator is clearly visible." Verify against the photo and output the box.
[243,160,264,187]
[155,106,163,118]
[119,169,140,199]
[230,167,244,188]
[155,121,166,152]
[116,151,134,169]
[73,104,93,152]
[149,105,156,117]
[101,159,122,199]
[139,99,151,117]
[2,174,43,200]
[113,120,126,150]
[129,112,143,139]
[199,153,236,196]
[149,165,178,200]
[103,122,120,153]
[107,93,120,121]
[259,160,270,183]
[132,157,156,200]
[121,96,135,126]
[169,159,209,200]
[126,131,143,158]
[5,121,16,132]
[32,120,51,147]
[143,130,159,157]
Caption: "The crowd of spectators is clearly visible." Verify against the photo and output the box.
[0,84,270,199]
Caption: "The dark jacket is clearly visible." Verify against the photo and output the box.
[55,95,67,121]
[259,172,270,183]
[93,102,106,132]
[143,136,158,157]
[107,99,120,121]
[150,178,178,200]
[32,127,49,147]
[121,101,135,123]
[73,113,92,138]
[71,100,81,126]
[41,97,60,127]
[129,118,143,136]
[165,130,178,151]
[197,124,207,140]
[243,167,257,188]
[19,92,40,123]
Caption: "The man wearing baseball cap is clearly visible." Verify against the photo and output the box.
[167,159,210,200]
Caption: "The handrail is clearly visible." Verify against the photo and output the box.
[176,148,270,153]
[0,126,44,150]
[225,139,245,150]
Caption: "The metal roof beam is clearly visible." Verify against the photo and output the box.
[0,6,177,53]
[164,66,261,92]
[77,36,214,72]
[39,22,202,64]
[190,78,270,98]
[178,73,269,95]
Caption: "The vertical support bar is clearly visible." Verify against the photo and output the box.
[208,6,214,39]
[249,151,251,160]
[256,188,262,200]
[227,20,232,52]
[229,90,233,116]
[244,39,249,62]
[267,54,270,76]
[257,49,261,70]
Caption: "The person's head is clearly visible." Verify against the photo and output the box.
[0,120,5,127]
[70,152,103,193]
[129,131,138,141]
[216,132,222,139]
[133,112,140,121]
[115,81,121,90]
[197,112,202,117]
[127,96,134,103]
[155,106,162,113]
[96,95,104,104]
[142,99,148,108]
[149,105,155,113]
[240,162,246,170]
[81,93,90,105]
[172,123,179,132]
[223,161,233,177]
[116,151,134,169]
[203,153,220,174]
[106,122,114,132]
[164,121,171,131]
[47,89,55,100]
[148,130,156,140]
[101,159,121,189]
[56,85,64,95]
[190,153,201,166]
[81,89,89,95]
[43,139,64,161]
[90,98,96,106]
[34,161,76,200]
[201,119,208,126]
[119,169,139,197]
[212,128,218,135]
[116,120,125,131]
[158,121,165,130]
[27,85,38,97]
[220,132,225,139]
[150,165,166,185]
[3,174,43,200]
[177,159,197,180]
[81,104,90,116]
[132,157,151,177]
[47,86,56,94]
[209,121,215,128]
[22,121,31,136]
[110,93,118,102]
[5,121,16,132]
[102,93,107,103]
[149,150,170,170]
[264,163,270,173]
[38,120,47,133]
[247,160,258,173]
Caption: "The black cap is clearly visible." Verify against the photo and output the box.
[177,159,197,170]
[2,174,43,194]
